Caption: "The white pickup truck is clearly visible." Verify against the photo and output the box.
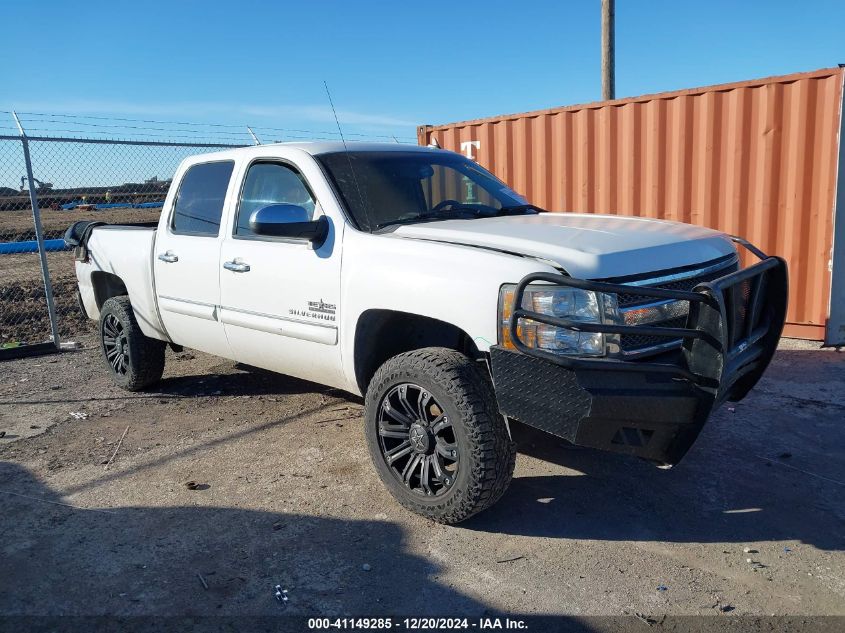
[66,142,788,523]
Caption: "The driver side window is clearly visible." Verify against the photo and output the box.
[236,162,317,236]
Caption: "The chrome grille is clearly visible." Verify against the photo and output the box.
[613,256,739,357]
[617,262,739,308]
[620,315,688,352]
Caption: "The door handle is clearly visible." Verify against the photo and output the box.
[157,251,178,263]
[223,260,250,273]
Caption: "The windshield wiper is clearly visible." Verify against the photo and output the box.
[495,204,546,216]
[373,204,545,231]
[374,209,479,230]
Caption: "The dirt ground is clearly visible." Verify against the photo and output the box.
[0,251,91,345]
[0,207,161,242]
[0,207,161,345]
[0,336,843,621]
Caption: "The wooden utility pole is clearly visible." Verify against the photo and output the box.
[601,0,615,100]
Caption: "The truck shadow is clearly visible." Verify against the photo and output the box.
[467,347,845,551]
[154,360,354,400]
[470,415,844,551]
[152,347,843,553]
[0,462,481,617]
[1,362,356,406]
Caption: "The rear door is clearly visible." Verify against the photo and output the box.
[218,155,344,386]
[154,159,235,358]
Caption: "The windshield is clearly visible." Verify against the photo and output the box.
[316,150,531,231]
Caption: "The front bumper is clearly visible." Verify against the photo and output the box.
[490,238,788,465]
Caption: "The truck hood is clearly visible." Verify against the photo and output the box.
[392,213,736,278]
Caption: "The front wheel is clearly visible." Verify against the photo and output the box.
[364,348,516,524]
[99,296,166,391]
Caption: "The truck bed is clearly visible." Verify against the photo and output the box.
[68,220,168,341]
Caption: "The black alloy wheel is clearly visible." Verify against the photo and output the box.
[98,296,166,391]
[378,382,458,496]
[102,313,129,376]
[364,348,516,524]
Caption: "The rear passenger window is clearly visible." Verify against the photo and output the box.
[171,161,234,236]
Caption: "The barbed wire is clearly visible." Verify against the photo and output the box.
[17,118,254,137]
[16,111,250,128]
[8,131,417,145]
[15,128,251,143]
[11,110,419,143]
[249,124,416,140]
[17,120,417,143]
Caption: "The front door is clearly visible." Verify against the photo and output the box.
[154,159,235,359]
[218,159,344,386]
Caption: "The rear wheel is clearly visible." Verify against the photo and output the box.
[364,348,516,524]
[99,296,166,391]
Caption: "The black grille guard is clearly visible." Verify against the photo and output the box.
[508,237,789,405]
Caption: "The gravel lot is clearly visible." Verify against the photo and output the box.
[0,336,843,620]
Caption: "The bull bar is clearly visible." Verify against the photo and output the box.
[490,238,789,465]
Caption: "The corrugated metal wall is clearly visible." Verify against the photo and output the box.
[418,67,845,341]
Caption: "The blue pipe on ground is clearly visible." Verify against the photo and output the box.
[0,239,69,254]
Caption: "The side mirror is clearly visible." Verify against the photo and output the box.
[249,204,329,245]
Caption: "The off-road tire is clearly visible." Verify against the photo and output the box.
[99,296,166,392]
[364,347,516,524]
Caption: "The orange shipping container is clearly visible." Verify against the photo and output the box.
[418,67,845,343]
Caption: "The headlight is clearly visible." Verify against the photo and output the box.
[499,285,619,357]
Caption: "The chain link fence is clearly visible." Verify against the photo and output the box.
[0,110,417,357]
[0,133,245,355]
[0,137,51,352]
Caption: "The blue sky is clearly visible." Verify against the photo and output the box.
[1,0,844,143]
